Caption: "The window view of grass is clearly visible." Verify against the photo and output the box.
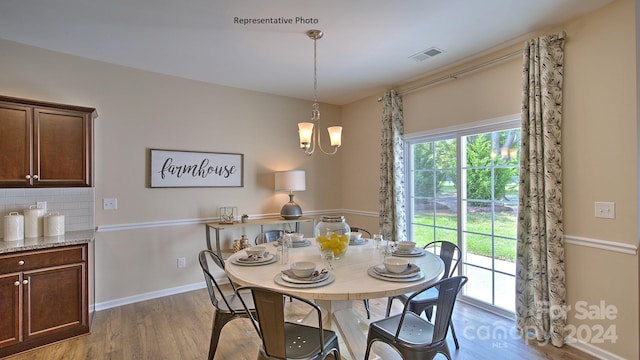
[412,212,517,262]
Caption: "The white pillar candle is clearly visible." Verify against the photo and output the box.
[4,212,24,241]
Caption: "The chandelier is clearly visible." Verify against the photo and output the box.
[298,30,342,156]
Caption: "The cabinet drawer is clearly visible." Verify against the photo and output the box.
[0,246,86,274]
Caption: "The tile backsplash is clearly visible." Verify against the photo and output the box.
[0,188,94,238]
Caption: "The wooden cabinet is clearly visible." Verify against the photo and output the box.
[0,95,96,187]
[0,245,89,358]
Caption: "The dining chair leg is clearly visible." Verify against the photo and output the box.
[451,322,460,349]
[208,313,230,360]
[363,299,371,319]
[384,296,395,317]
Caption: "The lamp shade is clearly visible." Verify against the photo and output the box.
[275,170,306,192]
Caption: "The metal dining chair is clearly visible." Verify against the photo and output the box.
[385,240,463,348]
[350,225,373,319]
[364,276,468,360]
[235,285,341,360]
[255,229,284,244]
[198,250,256,360]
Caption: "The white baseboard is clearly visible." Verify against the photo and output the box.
[95,281,208,311]
[566,337,627,360]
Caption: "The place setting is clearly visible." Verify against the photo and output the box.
[275,233,312,248]
[230,246,277,266]
[391,241,426,257]
[367,257,425,282]
[274,261,335,288]
[348,231,368,246]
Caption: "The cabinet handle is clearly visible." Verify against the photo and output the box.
[14,281,20,286]
[33,174,39,180]
[26,174,31,179]
[22,280,28,285]
[18,260,24,266]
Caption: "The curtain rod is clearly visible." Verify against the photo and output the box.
[378,48,523,101]
[379,31,565,100]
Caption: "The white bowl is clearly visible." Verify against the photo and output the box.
[290,261,316,277]
[383,258,409,273]
[349,232,362,241]
[245,246,266,257]
[396,241,416,252]
[290,233,305,242]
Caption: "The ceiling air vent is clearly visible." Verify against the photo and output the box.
[409,47,444,62]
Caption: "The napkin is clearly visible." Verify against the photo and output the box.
[238,252,269,262]
[374,263,420,276]
[281,268,329,281]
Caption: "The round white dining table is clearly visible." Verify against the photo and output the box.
[225,239,444,360]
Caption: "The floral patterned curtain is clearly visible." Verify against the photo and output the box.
[516,32,566,347]
[379,90,406,241]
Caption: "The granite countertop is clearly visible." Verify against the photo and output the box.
[0,229,95,254]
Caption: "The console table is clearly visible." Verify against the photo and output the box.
[204,217,316,258]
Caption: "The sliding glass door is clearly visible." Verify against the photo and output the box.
[406,119,520,314]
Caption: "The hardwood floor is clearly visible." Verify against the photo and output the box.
[5,287,597,360]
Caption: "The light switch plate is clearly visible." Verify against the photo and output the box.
[103,198,118,210]
[595,202,615,219]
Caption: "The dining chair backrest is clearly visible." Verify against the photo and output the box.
[401,276,467,345]
[198,249,237,310]
[249,287,288,357]
[424,241,461,279]
[236,285,340,360]
[255,229,284,244]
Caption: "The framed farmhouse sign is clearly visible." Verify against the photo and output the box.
[149,149,244,188]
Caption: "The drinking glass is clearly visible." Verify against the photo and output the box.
[321,250,335,270]
[373,233,383,250]
[278,234,291,264]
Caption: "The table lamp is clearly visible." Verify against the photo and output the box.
[274,170,306,219]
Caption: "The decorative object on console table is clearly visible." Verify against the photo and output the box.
[219,207,237,224]
[274,170,306,220]
[241,214,248,223]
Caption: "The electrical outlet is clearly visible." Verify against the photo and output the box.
[103,198,118,210]
[177,257,186,269]
[595,201,615,219]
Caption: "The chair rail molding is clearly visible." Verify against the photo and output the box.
[564,235,637,255]
[95,209,375,233]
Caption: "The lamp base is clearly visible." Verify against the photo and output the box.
[281,194,302,220]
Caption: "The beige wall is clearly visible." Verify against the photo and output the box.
[0,37,343,305]
[341,0,638,358]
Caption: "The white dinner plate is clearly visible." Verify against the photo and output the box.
[392,248,426,257]
[275,239,311,248]
[349,238,368,246]
[367,267,425,282]
[372,264,421,278]
[230,252,277,266]
[274,272,335,288]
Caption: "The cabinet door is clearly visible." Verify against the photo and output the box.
[0,102,32,186]
[0,273,21,349]
[23,263,87,342]
[34,107,92,187]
